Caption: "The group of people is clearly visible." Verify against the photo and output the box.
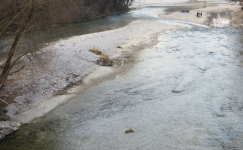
[197,12,202,18]
[180,10,202,18]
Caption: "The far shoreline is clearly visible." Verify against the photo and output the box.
[159,3,242,27]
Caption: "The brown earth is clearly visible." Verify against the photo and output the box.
[231,9,243,28]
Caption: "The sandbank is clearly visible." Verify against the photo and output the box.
[231,10,243,28]
[159,4,241,26]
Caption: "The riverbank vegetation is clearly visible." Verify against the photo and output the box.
[89,48,103,55]
[89,48,111,65]
[0,0,134,35]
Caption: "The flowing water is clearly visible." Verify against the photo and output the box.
[1,1,243,149]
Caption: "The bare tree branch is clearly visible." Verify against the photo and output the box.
[0,5,28,36]
[9,52,28,69]
[0,98,21,110]
[8,65,25,76]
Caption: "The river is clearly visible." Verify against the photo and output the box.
[1,0,243,149]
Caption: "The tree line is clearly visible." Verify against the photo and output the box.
[0,0,133,35]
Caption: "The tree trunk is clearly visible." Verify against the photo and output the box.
[0,1,34,88]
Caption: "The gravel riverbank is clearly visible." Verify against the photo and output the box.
[0,19,179,139]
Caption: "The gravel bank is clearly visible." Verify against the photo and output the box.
[2,20,178,125]
[0,20,179,139]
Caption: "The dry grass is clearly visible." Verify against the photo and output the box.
[99,55,109,63]
[89,47,103,55]
[89,47,110,63]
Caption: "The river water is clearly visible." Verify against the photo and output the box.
[1,1,243,150]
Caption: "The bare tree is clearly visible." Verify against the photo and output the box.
[0,0,79,89]
[0,0,43,89]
